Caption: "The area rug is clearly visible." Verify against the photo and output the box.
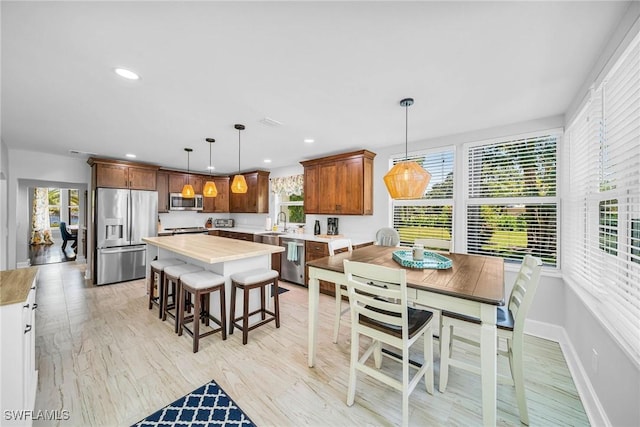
[133,380,256,427]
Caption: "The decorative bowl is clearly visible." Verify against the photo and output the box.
[392,250,453,269]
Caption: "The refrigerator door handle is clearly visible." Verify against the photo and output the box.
[99,246,146,254]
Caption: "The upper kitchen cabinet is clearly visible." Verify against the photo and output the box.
[301,150,375,215]
[229,171,270,213]
[167,172,202,194]
[157,171,170,213]
[88,158,158,191]
[203,177,230,213]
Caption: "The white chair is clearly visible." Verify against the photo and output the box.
[344,260,434,427]
[439,255,543,426]
[328,238,353,343]
[414,238,451,253]
[375,227,400,247]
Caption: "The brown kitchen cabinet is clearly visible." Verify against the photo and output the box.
[301,150,375,215]
[217,230,254,241]
[157,171,169,213]
[305,241,335,296]
[229,170,270,213]
[89,158,158,190]
[203,177,230,213]
[168,172,204,194]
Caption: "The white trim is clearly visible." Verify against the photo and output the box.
[524,320,611,427]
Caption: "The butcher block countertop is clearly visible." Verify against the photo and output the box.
[143,234,284,264]
[0,267,38,306]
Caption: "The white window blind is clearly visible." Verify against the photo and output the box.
[391,149,454,246]
[466,134,559,266]
[564,32,640,361]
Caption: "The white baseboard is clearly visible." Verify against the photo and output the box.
[525,319,611,427]
[17,260,31,268]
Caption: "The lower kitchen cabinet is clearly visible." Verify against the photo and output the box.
[0,268,39,426]
[305,241,335,296]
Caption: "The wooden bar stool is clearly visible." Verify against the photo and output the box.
[229,268,280,345]
[149,258,185,318]
[163,263,203,333]
[178,271,227,353]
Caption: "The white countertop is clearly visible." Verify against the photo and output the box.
[208,226,373,246]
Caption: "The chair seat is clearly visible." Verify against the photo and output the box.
[151,258,185,270]
[361,306,434,338]
[230,268,278,285]
[181,271,225,289]
[442,306,514,331]
[164,263,203,278]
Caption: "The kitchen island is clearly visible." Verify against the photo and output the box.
[143,234,284,327]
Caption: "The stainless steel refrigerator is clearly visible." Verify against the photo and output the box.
[95,188,157,285]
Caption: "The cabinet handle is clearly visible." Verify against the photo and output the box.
[24,303,30,309]
[31,286,36,290]
[32,303,38,310]
[24,324,32,334]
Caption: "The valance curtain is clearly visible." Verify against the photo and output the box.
[30,187,53,245]
[270,174,303,196]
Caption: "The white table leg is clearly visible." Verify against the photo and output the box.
[308,270,320,367]
[479,303,497,426]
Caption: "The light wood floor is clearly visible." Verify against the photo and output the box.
[33,262,589,427]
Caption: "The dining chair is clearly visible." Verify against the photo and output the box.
[414,238,451,253]
[439,254,543,426]
[343,260,434,427]
[375,227,400,247]
[59,222,77,250]
[327,238,353,343]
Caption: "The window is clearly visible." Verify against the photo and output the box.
[391,149,454,246]
[68,189,79,225]
[465,133,559,266]
[48,188,60,228]
[564,32,640,360]
[271,175,305,227]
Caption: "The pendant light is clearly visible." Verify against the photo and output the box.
[383,98,431,199]
[203,138,218,197]
[231,124,248,194]
[181,148,195,198]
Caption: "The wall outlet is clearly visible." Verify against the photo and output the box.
[591,348,599,373]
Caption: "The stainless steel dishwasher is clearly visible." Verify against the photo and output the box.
[280,237,305,285]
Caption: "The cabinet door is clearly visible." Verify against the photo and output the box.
[157,171,169,213]
[229,183,247,212]
[168,173,188,193]
[245,173,259,212]
[303,164,320,214]
[335,157,363,214]
[305,241,334,295]
[128,167,157,190]
[190,175,204,194]
[213,177,230,212]
[95,163,129,188]
[317,163,337,213]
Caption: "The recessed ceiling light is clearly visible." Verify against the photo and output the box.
[304,138,315,143]
[114,68,140,80]
[125,153,136,158]
[264,159,272,163]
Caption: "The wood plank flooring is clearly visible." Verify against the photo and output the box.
[32,262,589,426]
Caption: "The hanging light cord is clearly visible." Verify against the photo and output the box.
[405,102,409,161]
[209,142,212,178]
[238,129,241,174]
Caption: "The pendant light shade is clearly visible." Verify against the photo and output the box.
[384,98,431,200]
[181,148,195,198]
[231,124,248,194]
[203,138,218,198]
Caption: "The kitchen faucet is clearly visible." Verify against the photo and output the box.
[277,211,287,232]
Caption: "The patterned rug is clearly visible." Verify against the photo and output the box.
[133,380,256,427]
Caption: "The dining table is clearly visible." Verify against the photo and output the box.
[306,245,505,427]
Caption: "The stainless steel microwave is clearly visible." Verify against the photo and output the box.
[169,193,203,211]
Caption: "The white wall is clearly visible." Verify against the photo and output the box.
[7,148,91,269]
[0,139,9,270]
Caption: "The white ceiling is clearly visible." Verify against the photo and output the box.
[1,1,631,175]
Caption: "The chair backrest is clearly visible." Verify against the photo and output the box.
[328,238,353,256]
[510,255,543,335]
[375,227,400,247]
[60,222,72,239]
[343,260,409,342]
[414,238,451,253]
